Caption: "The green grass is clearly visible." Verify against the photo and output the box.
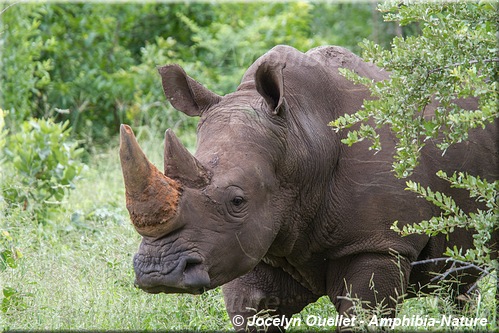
[1,135,497,332]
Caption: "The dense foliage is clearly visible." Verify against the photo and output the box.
[331,1,498,175]
[330,1,498,277]
[0,2,400,144]
[2,117,84,216]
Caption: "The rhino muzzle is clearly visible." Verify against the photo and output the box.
[133,252,210,294]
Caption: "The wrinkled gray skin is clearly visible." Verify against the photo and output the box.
[123,45,498,332]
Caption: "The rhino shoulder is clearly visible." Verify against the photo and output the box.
[306,45,388,82]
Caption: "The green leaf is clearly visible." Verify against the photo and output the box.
[2,287,17,298]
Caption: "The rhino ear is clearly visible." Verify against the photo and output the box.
[158,64,222,117]
[255,62,286,116]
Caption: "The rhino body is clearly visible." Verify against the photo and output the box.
[120,45,498,331]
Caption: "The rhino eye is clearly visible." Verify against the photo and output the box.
[225,186,247,219]
[231,196,244,207]
[228,195,247,218]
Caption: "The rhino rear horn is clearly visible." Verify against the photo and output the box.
[164,129,211,188]
[119,125,182,236]
[159,64,222,117]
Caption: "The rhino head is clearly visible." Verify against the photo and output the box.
[120,59,296,294]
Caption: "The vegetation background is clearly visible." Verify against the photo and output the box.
[0,1,496,331]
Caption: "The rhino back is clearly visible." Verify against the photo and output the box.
[306,45,389,82]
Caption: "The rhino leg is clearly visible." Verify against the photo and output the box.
[223,261,319,332]
[327,253,412,320]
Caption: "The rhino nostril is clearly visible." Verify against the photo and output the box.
[184,257,203,273]
[184,262,198,274]
[182,258,210,293]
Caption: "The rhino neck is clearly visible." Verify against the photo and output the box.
[262,254,326,296]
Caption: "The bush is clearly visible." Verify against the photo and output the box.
[330,0,498,298]
[2,117,84,219]
[1,2,401,145]
[331,1,498,176]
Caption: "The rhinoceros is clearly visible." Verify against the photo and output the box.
[119,45,498,331]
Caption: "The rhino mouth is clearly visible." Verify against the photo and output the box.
[133,255,211,295]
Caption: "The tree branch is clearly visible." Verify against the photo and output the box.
[429,264,475,283]
[427,58,499,75]
[411,257,495,280]
[0,1,23,16]
[411,257,498,295]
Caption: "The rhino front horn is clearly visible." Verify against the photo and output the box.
[119,124,182,237]
[164,128,211,188]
